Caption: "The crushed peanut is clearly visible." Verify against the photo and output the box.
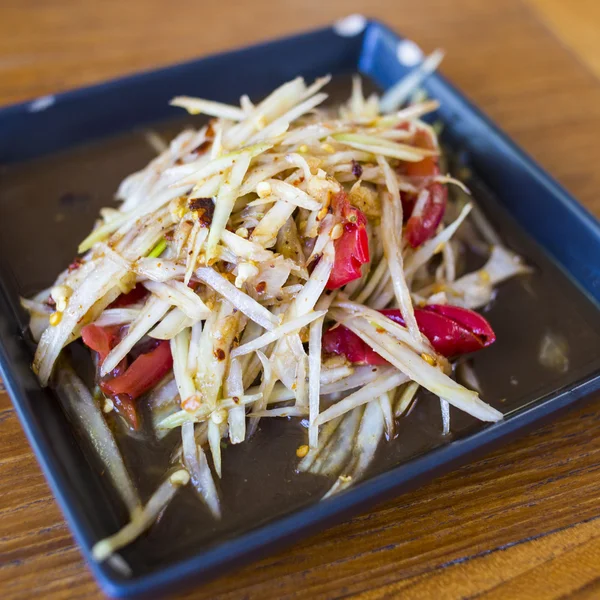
[256,181,272,198]
[182,394,201,413]
[169,469,190,486]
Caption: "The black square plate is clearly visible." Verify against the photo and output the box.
[1,17,599,598]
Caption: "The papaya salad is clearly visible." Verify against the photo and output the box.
[23,63,530,565]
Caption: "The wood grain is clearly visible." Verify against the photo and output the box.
[526,0,600,80]
[1,1,600,599]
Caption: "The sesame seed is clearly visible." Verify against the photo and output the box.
[296,444,309,458]
[49,311,62,326]
[420,353,436,366]
[331,223,344,240]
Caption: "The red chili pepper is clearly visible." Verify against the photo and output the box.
[420,305,496,346]
[322,305,495,364]
[101,340,173,402]
[109,284,148,308]
[400,128,448,248]
[326,191,370,290]
[81,324,121,365]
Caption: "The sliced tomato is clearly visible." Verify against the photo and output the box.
[101,340,173,401]
[322,324,387,365]
[81,324,121,365]
[326,191,370,290]
[404,129,438,177]
[404,183,447,248]
[399,128,448,248]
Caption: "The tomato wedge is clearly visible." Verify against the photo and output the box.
[322,305,496,364]
[322,323,387,365]
[400,128,448,248]
[326,191,370,290]
[83,324,171,429]
[81,324,121,365]
[101,340,173,401]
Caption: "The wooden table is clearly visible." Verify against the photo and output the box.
[2,1,600,598]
